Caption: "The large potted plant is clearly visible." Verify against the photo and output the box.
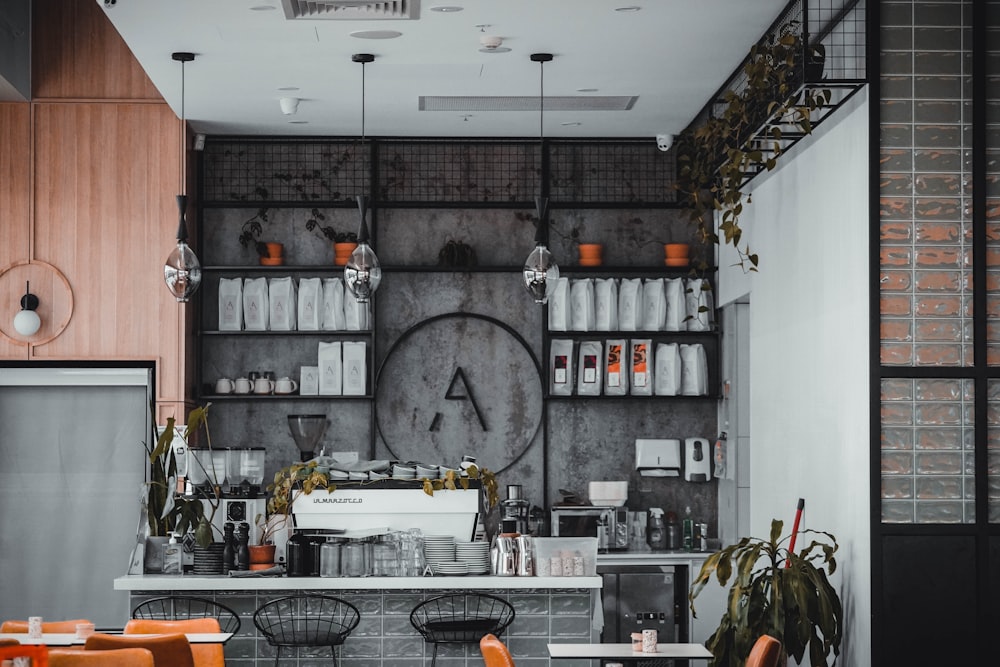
[676,21,831,271]
[688,519,842,667]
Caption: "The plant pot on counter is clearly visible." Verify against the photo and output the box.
[334,242,358,266]
[248,544,277,571]
[143,536,170,573]
[192,542,226,575]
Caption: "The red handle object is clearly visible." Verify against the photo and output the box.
[785,498,804,568]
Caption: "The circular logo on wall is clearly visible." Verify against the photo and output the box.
[375,313,542,473]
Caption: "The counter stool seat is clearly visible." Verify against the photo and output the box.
[131,596,241,636]
[252,594,360,667]
[410,594,515,667]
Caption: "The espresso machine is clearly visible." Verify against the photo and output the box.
[500,485,530,535]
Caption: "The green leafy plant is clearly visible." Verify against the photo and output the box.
[689,519,842,667]
[238,207,272,257]
[304,208,357,244]
[676,22,831,271]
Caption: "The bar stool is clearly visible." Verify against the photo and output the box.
[252,594,360,667]
[131,596,241,635]
[410,593,515,667]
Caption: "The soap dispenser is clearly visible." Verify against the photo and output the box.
[162,533,183,575]
[646,508,667,550]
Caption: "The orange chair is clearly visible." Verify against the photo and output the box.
[124,618,223,667]
[745,634,782,667]
[0,638,20,647]
[0,643,48,666]
[1,620,92,634]
[84,633,194,667]
[479,634,516,667]
[50,648,154,667]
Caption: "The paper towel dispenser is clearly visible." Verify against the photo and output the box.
[635,438,681,477]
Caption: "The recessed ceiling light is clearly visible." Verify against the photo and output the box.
[249,4,277,10]
[430,5,464,12]
[278,86,300,91]
[351,30,402,39]
[615,6,641,11]
[577,88,599,93]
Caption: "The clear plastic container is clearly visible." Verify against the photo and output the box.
[532,537,597,576]
[320,541,341,577]
[342,541,367,577]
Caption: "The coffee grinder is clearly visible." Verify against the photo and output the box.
[500,484,530,536]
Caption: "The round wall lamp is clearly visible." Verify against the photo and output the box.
[13,281,40,337]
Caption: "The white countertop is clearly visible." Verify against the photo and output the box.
[596,550,711,566]
[114,575,602,591]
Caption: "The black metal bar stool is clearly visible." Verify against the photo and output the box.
[131,595,242,635]
[410,593,515,667]
[253,594,360,667]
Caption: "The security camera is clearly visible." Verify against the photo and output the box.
[656,134,673,152]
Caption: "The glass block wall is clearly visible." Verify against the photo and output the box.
[880,0,977,523]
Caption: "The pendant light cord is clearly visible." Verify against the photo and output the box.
[180,58,186,197]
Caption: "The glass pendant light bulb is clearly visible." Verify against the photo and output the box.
[13,282,41,337]
[164,239,203,303]
[523,243,559,304]
[344,194,381,303]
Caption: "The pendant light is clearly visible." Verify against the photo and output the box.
[522,52,559,304]
[163,51,203,303]
[344,53,382,304]
[12,281,41,337]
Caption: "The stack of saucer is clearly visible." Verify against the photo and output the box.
[433,561,469,576]
[422,535,456,573]
[455,541,490,575]
[392,464,416,480]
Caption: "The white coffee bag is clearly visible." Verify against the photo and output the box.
[594,279,619,331]
[630,339,653,396]
[218,277,243,331]
[242,277,269,331]
[318,341,343,395]
[269,277,297,331]
[344,288,370,331]
[570,279,596,332]
[685,278,713,332]
[618,279,644,331]
[548,278,571,332]
[680,343,709,395]
[322,278,346,331]
[297,278,322,331]
[604,339,628,396]
[577,340,603,396]
[342,341,367,396]
[642,278,666,331]
[550,339,574,396]
[664,278,685,332]
[300,366,319,396]
[654,342,681,396]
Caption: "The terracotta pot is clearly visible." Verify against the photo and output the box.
[578,243,603,266]
[664,243,689,259]
[334,242,358,266]
[263,242,283,258]
[248,544,276,565]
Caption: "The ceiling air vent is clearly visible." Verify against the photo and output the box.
[281,0,418,20]
[419,96,638,112]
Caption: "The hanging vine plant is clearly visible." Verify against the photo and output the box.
[676,22,831,271]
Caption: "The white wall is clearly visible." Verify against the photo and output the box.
[717,89,870,667]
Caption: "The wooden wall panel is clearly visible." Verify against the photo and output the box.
[0,103,31,359]
[29,102,191,410]
[32,0,160,100]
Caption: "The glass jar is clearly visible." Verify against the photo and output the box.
[342,541,366,577]
[320,541,341,577]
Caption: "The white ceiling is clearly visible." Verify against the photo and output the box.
[98,0,789,139]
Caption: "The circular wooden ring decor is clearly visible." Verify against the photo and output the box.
[0,261,74,346]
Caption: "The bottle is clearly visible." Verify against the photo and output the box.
[665,511,681,550]
[646,508,666,550]
[682,506,694,551]
[222,522,235,574]
[162,533,183,574]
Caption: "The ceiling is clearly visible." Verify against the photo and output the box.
[98,0,789,139]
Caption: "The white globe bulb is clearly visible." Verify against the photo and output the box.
[13,309,41,337]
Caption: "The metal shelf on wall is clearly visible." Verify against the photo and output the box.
[547,330,719,339]
[379,265,522,273]
[200,393,374,401]
[199,330,373,337]
[544,394,721,401]
[201,265,346,272]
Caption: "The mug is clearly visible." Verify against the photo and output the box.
[275,377,298,394]
[75,622,95,639]
[234,377,252,394]
[641,629,658,653]
[254,378,275,395]
[215,378,235,394]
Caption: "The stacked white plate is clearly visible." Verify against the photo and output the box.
[434,561,469,576]
[392,464,416,480]
[423,535,456,573]
[455,541,490,575]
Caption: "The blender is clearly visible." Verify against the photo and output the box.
[500,484,530,536]
[287,414,328,462]
[224,447,266,498]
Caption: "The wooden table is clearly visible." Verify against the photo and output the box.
[0,632,233,646]
[548,642,713,661]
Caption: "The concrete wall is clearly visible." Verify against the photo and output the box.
[716,89,871,666]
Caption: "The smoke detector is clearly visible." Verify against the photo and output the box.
[479,35,510,53]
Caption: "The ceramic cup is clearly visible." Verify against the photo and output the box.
[75,622,95,640]
[28,616,42,640]
[641,629,657,653]
[275,377,298,394]
[234,377,252,394]
[215,378,235,394]
[254,378,275,395]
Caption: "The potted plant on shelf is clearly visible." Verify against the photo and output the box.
[304,208,358,265]
[675,21,831,272]
[238,207,281,264]
[688,518,842,667]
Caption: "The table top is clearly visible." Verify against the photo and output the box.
[548,642,713,660]
[0,633,233,646]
